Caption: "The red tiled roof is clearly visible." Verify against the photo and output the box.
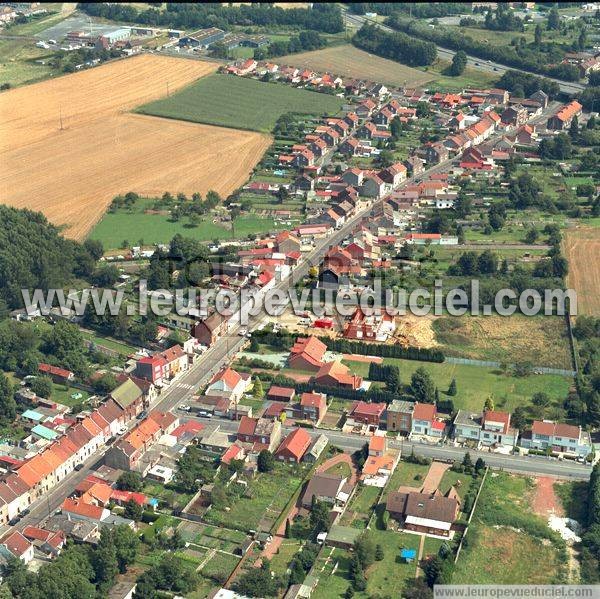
[209,367,242,389]
[267,386,295,400]
[483,410,511,434]
[413,402,436,421]
[238,415,257,437]
[276,427,312,460]
[221,443,244,465]
[352,401,385,417]
[369,435,385,452]
[62,498,105,520]
[2,531,31,557]
[39,363,72,379]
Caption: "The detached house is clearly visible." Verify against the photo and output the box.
[205,367,250,402]
[520,420,592,458]
[424,142,449,165]
[285,391,328,425]
[289,335,327,372]
[275,427,312,463]
[361,173,386,198]
[314,360,363,391]
[379,162,407,188]
[339,137,360,156]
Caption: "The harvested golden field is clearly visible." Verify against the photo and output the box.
[564,226,600,316]
[277,44,435,87]
[0,54,217,153]
[0,54,270,239]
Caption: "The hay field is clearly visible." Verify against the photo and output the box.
[0,55,270,240]
[277,44,435,87]
[564,226,600,316]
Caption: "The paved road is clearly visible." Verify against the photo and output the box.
[195,416,592,480]
[343,11,586,95]
[2,98,565,539]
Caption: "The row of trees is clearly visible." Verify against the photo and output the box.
[580,464,600,582]
[79,2,344,33]
[386,14,580,81]
[352,23,437,68]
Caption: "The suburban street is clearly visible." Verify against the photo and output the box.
[342,11,586,95]
[196,416,592,480]
[2,95,574,540]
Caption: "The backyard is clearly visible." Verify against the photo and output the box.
[452,472,568,584]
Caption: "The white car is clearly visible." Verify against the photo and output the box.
[117,427,128,435]
[238,328,248,336]
[179,405,191,412]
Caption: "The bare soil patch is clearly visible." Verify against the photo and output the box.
[532,476,564,517]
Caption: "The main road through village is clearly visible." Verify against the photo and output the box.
[4,100,589,541]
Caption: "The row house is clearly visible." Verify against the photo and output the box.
[294,148,315,168]
[424,142,449,165]
[410,403,445,438]
[191,312,228,347]
[349,401,386,426]
[285,392,328,425]
[0,396,128,524]
[104,411,178,471]
[404,155,425,176]
[361,172,386,198]
[236,416,282,452]
[520,420,593,458]
[452,410,517,449]
[546,100,583,130]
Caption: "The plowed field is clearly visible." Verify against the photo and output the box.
[564,227,600,316]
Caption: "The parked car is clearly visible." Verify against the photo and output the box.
[179,405,191,412]
[74,463,84,471]
[137,410,148,420]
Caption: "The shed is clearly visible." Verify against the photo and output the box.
[324,525,361,549]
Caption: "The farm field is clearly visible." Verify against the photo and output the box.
[89,199,288,249]
[344,358,572,414]
[277,44,435,88]
[564,226,600,316]
[0,55,275,240]
[452,472,567,584]
[138,72,345,133]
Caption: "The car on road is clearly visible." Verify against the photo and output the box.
[197,410,213,418]
[475,62,480,66]
[117,426,128,435]
[8,517,21,526]
[238,328,248,336]
[74,463,84,471]
[493,67,499,71]
[179,405,191,412]
[137,410,148,420]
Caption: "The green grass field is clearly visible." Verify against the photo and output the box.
[452,472,567,584]
[344,358,572,413]
[138,73,344,133]
[88,199,288,248]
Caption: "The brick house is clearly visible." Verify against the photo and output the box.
[275,427,312,463]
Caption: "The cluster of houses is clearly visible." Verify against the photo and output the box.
[0,377,148,527]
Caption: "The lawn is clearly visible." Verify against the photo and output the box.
[452,472,568,584]
[423,59,499,92]
[82,330,139,356]
[89,198,287,249]
[138,73,344,133]
[51,383,91,408]
[326,461,352,479]
[204,464,306,532]
[381,461,430,501]
[0,39,59,87]
[269,539,304,575]
[312,531,421,598]
[366,358,572,414]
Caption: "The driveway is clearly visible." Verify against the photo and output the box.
[420,461,450,494]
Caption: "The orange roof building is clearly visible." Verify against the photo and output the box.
[275,427,312,463]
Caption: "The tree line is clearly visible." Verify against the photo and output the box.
[386,13,581,82]
[352,23,437,68]
[79,2,344,34]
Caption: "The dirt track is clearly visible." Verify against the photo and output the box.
[0,54,271,239]
[564,227,600,316]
